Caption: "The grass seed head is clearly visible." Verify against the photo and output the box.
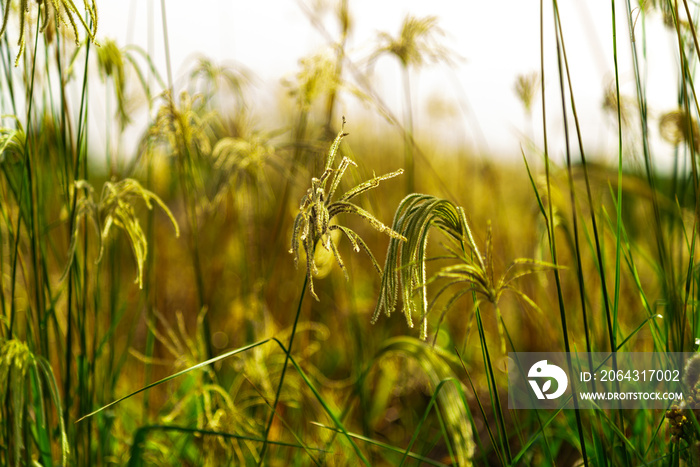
[659,109,700,153]
[65,178,179,289]
[1,0,98,66]
[514,72,540,114]
[371,15,454,69]
[373,194,557,350]
[290,118,405,300]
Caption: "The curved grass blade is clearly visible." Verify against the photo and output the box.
[76,339,271,423]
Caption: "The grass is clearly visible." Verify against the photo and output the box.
[1,0,700,465]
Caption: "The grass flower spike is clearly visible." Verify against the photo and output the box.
[65,178,180,288]
[373,194,558,351]
[290,118,405,300]
[0,0,98,65]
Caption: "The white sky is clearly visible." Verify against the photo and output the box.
[95,0,685,168]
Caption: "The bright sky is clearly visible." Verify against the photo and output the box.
[96,0,683,167]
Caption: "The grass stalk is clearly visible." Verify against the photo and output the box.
[402,66,415,194]
[258,274,308,465]
[159,0,213,361]
[539,0,589,463]
[142,0,157,427]
[624,0,679,351]
[475,306,511,464]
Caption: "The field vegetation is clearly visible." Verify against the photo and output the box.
[1,0,700,465]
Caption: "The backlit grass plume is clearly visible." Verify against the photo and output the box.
[66,178,179,288]
[148,90,215,208]
[514,71,540,115]
[96,38,166,129]
[371,15,453,71]
[0,0,98,65]
[369,14,456,194]
[209,132,276,209]
[284,50,340,113]
[290,119,405,300]
[150,90,213,160]
[188,56,251,110]
[373,194,557,352]
[659,109,700,153]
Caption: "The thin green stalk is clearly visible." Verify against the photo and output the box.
[142,0,157,426]
[551,2,594,357]
[540,0,589,463]
[8,201,23,337]
[78,41,92,466]
[553,7,631,465]
[673,0,700,351]
[323,0,349,137]
[455,348,502,466]
[0,34,18,116]
[611,0,624,352]
[63,36,92,463]
[0,205,5,338]
[175,154,213,359]
[624,0,677,351]
[247,376,323,465]
[677,1,700,219]
[431,408,455,466]
[402,66,414,194]
[258,274,308,465]
[8,3,43,345]
[475,306,511,464]
[159,0,173,93]
[77,339,272,422]
[282,342,371,466]
[159,0,213,361]
[554,0,617,353]
[24,9,46,358]
[398,378,460,467]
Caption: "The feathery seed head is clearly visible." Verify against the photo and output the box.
[65,178,179,289]
[659,109,700,153]
[370,15,458,71]
[290,118,405,300]
[151,91,213,157]
[514,72,540,114]
[0,0,98,66]
[373,194,557,350]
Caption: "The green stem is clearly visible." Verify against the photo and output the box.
[402,66,414,194]
[258,273,308,465]
[142,0,157,426]
[540,0,589,464]
[161,1,213,360]
[159,0,174,91]
[323,0,349,138]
